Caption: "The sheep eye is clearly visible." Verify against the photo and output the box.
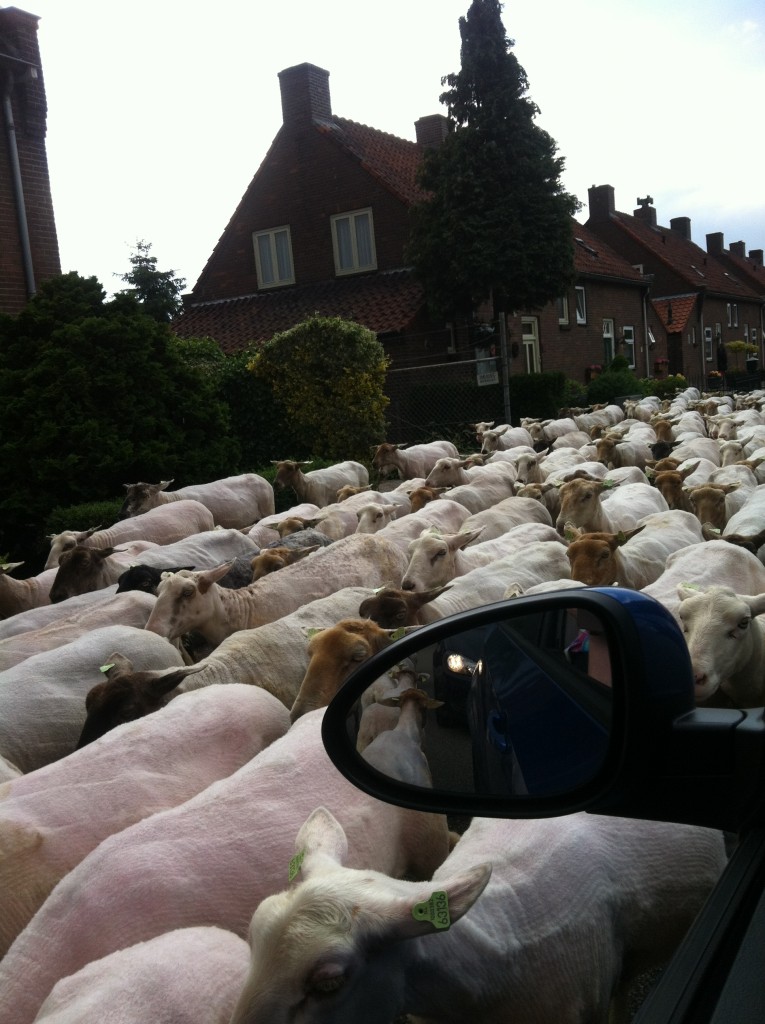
[309,973,346,997]
[737,619,750,631]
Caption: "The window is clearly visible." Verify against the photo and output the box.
[331,209,377,275]
[704,326,713,362]
[715,322,722,343]
[575,286,587,324]
[602,318,615,365]
[688,327,696,347]
[556,295,569,325]
[622,325,635,368]
[727,304,732,327]
[733,305,739,327]
[253,227,294,288]
[744,323,749,341]
[752,328,759,344]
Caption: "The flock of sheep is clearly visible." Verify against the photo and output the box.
[1,382,763,1022]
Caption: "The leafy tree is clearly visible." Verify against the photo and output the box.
[116,239,186,322]
[407,0,579,320]
[248,316,389,461]
[0,273,239,563]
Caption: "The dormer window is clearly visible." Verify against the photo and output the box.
[253,227,295,288]
[331,209,377,275]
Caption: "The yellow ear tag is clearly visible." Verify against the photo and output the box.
[288,849,305,882]
[99,663,115,674]
[412,891,451,930]
[390,627,407,641]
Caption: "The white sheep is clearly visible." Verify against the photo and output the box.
[0,683,289,957]
[144,533,409,645]
[0,710,452,1024]
[271,460,369,507]
[120,473,275,528]
[677,583,765,706]
[33,926,250,1024]
[401,522,565,593]
[229,807,725,1024]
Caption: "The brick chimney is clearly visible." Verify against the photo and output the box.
[670,217,691,241]
[414,114,450,148]
[633,196,657,227]
[587,184,615,222]
[750,250,764,266]
[278,63,332,125]
[706,232,724,255]
[730,241,746,258]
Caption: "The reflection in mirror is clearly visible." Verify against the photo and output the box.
[345,605,614,799]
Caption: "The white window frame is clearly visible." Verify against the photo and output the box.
[752,328,758,344]
[704,326,713,362]
[602,318,615,365]
[622,325,636,369]
[727,304,732,327]
[575,286,587,325]
[557,294,569,325]
[744,323,749,341]
[253,226,295,288]
[733,304,739,328]
[331,208,377,275]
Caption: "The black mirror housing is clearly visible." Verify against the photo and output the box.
[322,588,765,832]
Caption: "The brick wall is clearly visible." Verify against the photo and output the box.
[0,6,60,314]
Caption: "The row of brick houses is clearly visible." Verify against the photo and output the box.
[171,62,765,385]
[3,10,763,387]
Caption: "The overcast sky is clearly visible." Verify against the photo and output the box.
[21,0,765,298]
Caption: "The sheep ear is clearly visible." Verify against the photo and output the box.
[397,863,493,940]
[677,582,702,601]
[290,807,349,883]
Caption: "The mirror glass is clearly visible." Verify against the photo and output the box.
[345,605,614,800]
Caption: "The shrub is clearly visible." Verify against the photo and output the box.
[586,368,641,404]
[248,317,389,462]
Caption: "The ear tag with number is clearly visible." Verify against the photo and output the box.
[288,849,305,882]
[412,890,451,930]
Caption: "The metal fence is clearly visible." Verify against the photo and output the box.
[383,357,510,447]
[383,358,765,447]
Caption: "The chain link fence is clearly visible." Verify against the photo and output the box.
[383,357,511,448]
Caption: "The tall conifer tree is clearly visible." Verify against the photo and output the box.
[407,0,578,321]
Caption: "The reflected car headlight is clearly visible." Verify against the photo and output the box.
[446,653,479,675]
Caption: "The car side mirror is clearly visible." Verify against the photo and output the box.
[322,589,765,831]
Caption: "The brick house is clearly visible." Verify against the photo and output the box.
[506,219,666,384]
[0,5,60,314]
[173,62,450,367]
[586,185,764,381]
[173,63,661,382]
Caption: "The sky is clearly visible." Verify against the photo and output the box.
[18,0,765,298]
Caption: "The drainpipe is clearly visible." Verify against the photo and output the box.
[2,66,36,298]
[642,286,651,378]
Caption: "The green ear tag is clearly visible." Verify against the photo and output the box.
[411,891,451,930]
[390,627,408,641]
[288,849,306,882]
[99,663,115,674]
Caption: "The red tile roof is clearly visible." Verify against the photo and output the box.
[613,212,756,299]
[571,220,645,283]
[320,118,429,206]
[172,270,425,354]
[652,294,698,334]
[714,250,765,298]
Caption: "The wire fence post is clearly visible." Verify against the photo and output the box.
[498,312,512,425]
